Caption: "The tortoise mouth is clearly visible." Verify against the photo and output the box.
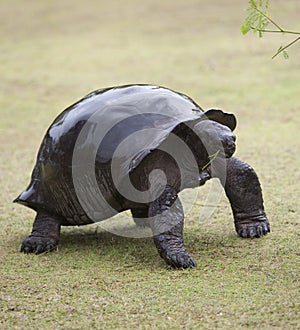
[212,143,236,159]
[221,134,236,158]
[224,143,236,158]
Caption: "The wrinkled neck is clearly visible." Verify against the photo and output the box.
[172,123,209,171]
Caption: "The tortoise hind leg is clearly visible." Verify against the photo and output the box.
[21,210,61,254]
[223,157,270,238]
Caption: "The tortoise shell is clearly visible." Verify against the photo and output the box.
[14,85,236,225]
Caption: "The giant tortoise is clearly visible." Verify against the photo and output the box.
[14,85,270,268]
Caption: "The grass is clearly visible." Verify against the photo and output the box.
[0,0,299,329]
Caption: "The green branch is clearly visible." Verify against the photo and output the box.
[250,28,300,35]
[272,36,300,59]
[241,0,300,59]
[252,3,283,32]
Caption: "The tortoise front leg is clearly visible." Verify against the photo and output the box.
[149,186,196,269]
[21,210,61,254]
[223,157,270,238]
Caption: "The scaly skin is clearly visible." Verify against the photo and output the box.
[20,211,61,254]
[223,157,270,238]
[149,186,196,269]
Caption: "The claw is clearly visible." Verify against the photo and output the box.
[171,254,178,265]
[21,245,31,254]
[236,218,270,239]
[256,225,263,237]
[249,227,256,238]
[263,223,270,234]
[167,252,196,269]
[46,243,56,252]
[35,244,44,254]
[20,236,58,255]
[240,227,247,238]
[189,259,196,268]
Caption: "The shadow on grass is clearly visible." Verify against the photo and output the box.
[60,228,153,250]
[9,222,270,271]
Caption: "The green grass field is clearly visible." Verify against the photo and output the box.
[1,0,299,329]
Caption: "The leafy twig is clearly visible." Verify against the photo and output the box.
[241,0,300,59]
[272,36,300,59]
[251,28,300,35]
[251,2,283,32]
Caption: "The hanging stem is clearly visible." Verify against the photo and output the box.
[272,36,300,59]
[201,150,220,171]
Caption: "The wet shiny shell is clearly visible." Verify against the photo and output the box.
[14,85,236,225]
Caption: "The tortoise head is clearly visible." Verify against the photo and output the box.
[192,118,236,159]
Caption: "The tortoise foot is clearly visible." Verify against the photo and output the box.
[164,249,196,269]
[21,236,58,254]
[20,211,61,254]
[235,217,270,238]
